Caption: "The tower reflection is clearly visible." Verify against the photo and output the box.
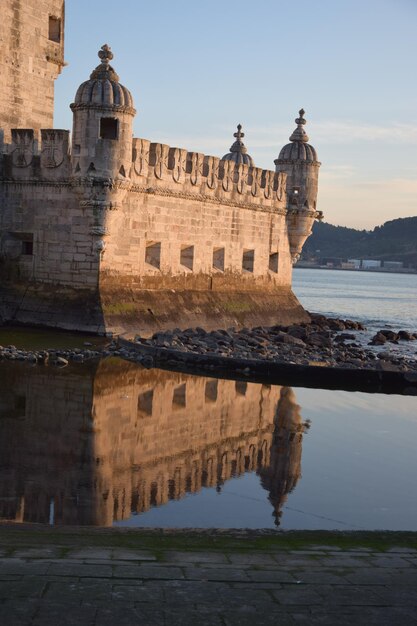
[0,360,309,527]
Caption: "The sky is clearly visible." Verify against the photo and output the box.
[54,0,417,230]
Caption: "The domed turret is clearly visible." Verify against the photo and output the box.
[222,124,254,166]
[277,109,318,163]
[70,44,136,179]
[274,109,320,209]
[275,110,321,262]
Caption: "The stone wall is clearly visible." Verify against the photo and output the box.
[100,139,292,291]
[0,0,65,144]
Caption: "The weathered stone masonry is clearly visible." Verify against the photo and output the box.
[0,5,322,335]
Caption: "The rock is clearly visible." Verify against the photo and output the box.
[141,355,154,369]
[307,332,332,348]
[336,333,356,341]
[282,334,306,347]
[287,325,308,341]
[54,356,69,367]
[398,330,415,341]
[377,351,392,360]
[378,329,399,341]
[375,360,401,372]
[83,341,93,346]
[369,332,387,345]
[327,318,346,331]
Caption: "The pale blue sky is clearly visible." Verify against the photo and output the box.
[55,0,417,229]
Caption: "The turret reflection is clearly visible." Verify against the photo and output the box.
[258,387,310,526]
[0,360,309,527]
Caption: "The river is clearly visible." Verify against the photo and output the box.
[293,268,417,332]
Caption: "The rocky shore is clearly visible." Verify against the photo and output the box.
[0,314,416,372]
[129,313,417,373]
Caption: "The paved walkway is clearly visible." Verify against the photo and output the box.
[0,531,416,625]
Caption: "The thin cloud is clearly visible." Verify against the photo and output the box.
[144,120,417,158]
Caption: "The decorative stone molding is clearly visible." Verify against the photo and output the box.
[79,200,120,211]
[189,152,204,186]
[11,130,34,168]
[133,139,150,177]
[40,130,69,168]
[169,147,187,183]
[204,156,219,190]
[130,184,288,216]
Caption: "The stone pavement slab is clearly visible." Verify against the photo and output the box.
[0,530,416,625]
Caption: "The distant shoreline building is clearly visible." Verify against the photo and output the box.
[0,2,322,335]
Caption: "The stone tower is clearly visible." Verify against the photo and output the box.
[275,110,321,262]
[0,0,65,143]
[70,44,136,181]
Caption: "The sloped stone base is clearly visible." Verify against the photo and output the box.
[0,282,309,336]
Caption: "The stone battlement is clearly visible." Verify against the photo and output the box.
[0,129,71,181]
[0,130,287,214]
[130,138,287,213]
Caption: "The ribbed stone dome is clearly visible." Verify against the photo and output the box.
[276,109,318,163]
[71,45,135,112]
[278,142,318,162]
[222,124,255,166]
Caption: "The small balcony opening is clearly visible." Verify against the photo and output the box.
[212,247,225,272]
[48,16,61,43]
[269,252,279,273]
[180,245,194,271]
[242,249,254,273]
[145,242,161,270]
[99,117,118,140]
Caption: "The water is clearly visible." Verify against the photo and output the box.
[0,268,416,530]
[293,268,417,332]
[0,359,416,530]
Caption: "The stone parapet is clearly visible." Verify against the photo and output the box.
[131,138,287,214]
[0,129,71,181]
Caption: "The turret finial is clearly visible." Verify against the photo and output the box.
[90,43,119,81]
[98,44,114,64]
[234,124,244,141]
[289,108,309,143]
[230,124,247,154]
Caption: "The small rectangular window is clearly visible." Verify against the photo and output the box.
[138,390,153,417]
[172,383,186,409]
[269,252,279,273]
[212,247,225,272]
[145,242,161,269]
[180,245,194,271]
[48,16,61,43]
[242,249,254,273]
[100,118,118,140]
[22,239,33,256]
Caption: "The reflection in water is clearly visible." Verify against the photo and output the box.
[0,360,308,527]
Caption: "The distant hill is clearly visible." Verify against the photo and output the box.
[301,216,417,267]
